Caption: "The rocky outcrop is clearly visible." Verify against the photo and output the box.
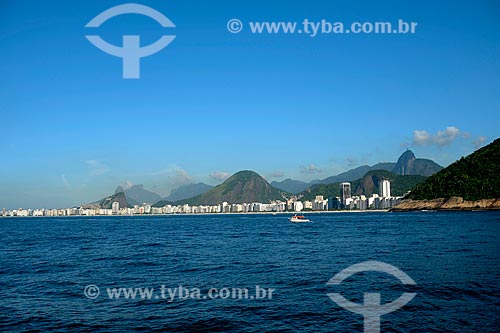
[392,150,443,176]
[115,184,162,205]
[391,197,500,211]
[85,192,129,209]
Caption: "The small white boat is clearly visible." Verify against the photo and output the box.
[289,214,311,223]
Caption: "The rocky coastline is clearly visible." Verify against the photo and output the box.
[391,196,500,212]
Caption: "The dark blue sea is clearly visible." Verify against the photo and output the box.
[1,212,499,332]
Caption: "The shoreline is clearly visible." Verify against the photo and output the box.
[4,206,500,218]
[0,210,390,219]
[391,197,500,212]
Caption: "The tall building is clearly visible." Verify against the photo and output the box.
[293,201,304,212]
[313,195,326,210]
[379,180,391,198]
[327,197,341,210]
[340,182,351,205]
[112,201,120,214]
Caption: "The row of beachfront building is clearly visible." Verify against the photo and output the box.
[2,181,403,217]
[2,196,402,217]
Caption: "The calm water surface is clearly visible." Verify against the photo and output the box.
[1,212,499,332]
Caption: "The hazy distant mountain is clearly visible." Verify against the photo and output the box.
[392,150,443,176]
[273,151,442,193]
[271,163,396,193]
[114,184,162,205]
[85,192,129,209]
[164,182,213,202]
[177,170,285,206]
[271,179,310,194]
[319,162,396,184]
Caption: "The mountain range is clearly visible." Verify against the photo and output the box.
[271,150,442,193]
[113,182,213,206]
[86,140,499,210]
[89,149,444,208]
[164,183,214,202]
[114,184,162,206]
[90,167,428,209]
[157,170,286,206]
[300,170,427,201]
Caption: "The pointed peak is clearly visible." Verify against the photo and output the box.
[399,149,416,160]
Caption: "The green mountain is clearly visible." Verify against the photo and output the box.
[354,170,427,196]
[405,138,500,201]
[300,170,427,201]
[174,170,286,206]
[300,182,342,202]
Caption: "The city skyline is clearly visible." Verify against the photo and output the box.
[1,0,499,209]
[2,178,401,216]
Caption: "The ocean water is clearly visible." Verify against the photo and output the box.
[0,212,499,332]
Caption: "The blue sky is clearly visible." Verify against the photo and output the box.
[1,0,499,209]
